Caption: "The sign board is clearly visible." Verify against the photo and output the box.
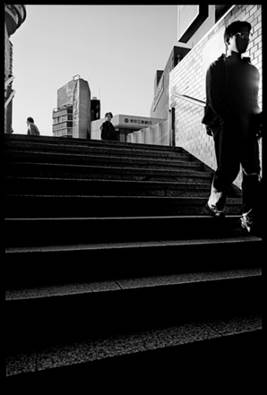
[112,114,164,129]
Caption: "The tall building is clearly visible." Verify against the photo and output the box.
[52,75,91,138]
[5,4,27,134]
[91,97,101,122]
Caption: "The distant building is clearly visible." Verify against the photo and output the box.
[150,45,190,119]
[91,97,101,122]
[52,75,91,138]
[5,4,26,134]
[91,114,164,142]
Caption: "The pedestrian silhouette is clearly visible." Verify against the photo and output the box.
[26,117,40,136]
[100,112,118,141]
[202,20,262,233]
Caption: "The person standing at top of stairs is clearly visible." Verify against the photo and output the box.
[202,20,262,233]
[26,117,40,136]
[100,112,118,141]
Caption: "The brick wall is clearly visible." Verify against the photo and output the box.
[5,25,13,134]
[169,5,262,188]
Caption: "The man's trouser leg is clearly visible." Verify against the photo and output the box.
[240,133,261,225]
[208,126,240,212]
[208,180,226,211]
[241,171,261,214]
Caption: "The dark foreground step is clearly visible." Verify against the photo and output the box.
[5,195,241,217]
[5,176,240,197]
[6,161,213,182]
[6,313,262,386]
[5,236,263,287]
[5,268,262,353]
[5,215,249,247]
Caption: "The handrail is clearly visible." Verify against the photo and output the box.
[5,75,14,89]
[5,75,15,108]
[172,92,206,108]
[5,90,15,108]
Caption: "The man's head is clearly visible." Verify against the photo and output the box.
[27,117,34,125]
[105,112,113,121]
[224,20,252,54]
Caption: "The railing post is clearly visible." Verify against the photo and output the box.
[171,106,176,147]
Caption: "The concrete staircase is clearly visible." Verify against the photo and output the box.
[4,134,262,386]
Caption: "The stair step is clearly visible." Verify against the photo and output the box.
[5,140,193,160]
[5,215,249,247]
[5,195,241,216]
[6,150,204,170]
[5,268,262,353]
[5,235,262,253]
[6,176,240,197]
[6,267,261,300]
[4,134,189,154]
[5,236,263,287]
[6,161,213,181]
[6,313,262,379]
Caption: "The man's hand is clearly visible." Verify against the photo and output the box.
[253,112,262,139]
[206,126,214,137]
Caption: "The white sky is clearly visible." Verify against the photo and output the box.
[10,5,178,135]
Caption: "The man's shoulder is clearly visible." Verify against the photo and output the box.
[30,123,38,131]
[29,123,40,135]
[242,57,259,72]
[209,54,226,71]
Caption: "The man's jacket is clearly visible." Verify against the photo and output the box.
[100,121,117,141]
[202,53,261,136]
[202,54,228,135]
[27,123,40,136]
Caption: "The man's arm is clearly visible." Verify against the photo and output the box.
[206,63,231,120]
[250,66,261,114]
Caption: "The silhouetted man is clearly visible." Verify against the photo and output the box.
[26,117,40,136]
[100,112,117,141]
[202,20,262,233]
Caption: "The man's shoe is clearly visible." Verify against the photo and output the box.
[205,203,225,218]
[240,209,254,233]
